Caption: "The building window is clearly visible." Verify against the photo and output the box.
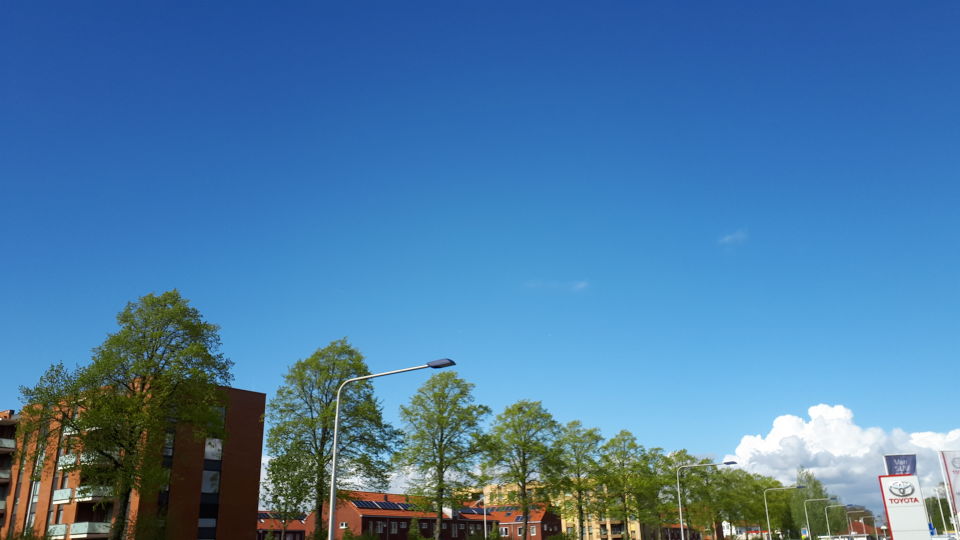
[518,527,524,537]
[377,521,387,533]
[531,526,536,536]
[340,522,348,529]
[391,522,398,534]
[201,471,220,493]
[204,439,223,460]
[501,528,509,536]
[400,522,407,529]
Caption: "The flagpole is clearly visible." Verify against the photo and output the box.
[938,452,959,538]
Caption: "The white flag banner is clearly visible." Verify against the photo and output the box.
[879,475,929,540]
[941,451,960,514]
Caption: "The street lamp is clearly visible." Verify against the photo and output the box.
[764,485,805,540]
[825,504,852,540]
[805,497,838,540]
[846,510,869,537]
[326,358,456,540]
[859,515,875,538]
[676,461,737,540]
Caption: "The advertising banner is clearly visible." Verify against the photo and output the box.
[884,455,918,475]
[940,451,960,525]
[879,474,929,540]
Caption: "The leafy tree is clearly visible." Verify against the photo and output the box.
[262,445,313,539]
[552,421,603,540]
[627,446,667,540]
[926,497,950,535]
[484,400,560,540]
[265,338,401,540]
[18,290,233,540]
[395,372,491,540]
[597,431,641,540]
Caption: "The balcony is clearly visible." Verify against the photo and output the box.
[76,485,113,501]
[71,521,111,538]
[52,488,73,505]
[0,499,6,512]
[47,523,68,538]
[0,467,10,482]
[57,454,76,469]
[0,438,14,454]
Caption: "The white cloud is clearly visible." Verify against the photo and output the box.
[725,404,960,513]
[719,230,748,245]
[524,279,590,292]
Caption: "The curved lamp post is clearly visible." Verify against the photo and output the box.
[765,485,805,540]
[676,461,737,540]
[825,504,852,540]
[327,358,456,540]
[805,497,838,540]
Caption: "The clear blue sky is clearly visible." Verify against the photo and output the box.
[2,2,957,460]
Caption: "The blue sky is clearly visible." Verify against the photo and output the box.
[2,1,958,493]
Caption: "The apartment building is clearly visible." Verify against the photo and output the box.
[0,386,265,540]
[259,491,500,540]
[0,409,18,525]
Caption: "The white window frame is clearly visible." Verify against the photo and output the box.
[531,526,536,536]
[340,522,348,529]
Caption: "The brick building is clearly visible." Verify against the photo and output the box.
[461,503,562,540]
[0,386,265,540]
[259,491,500,540]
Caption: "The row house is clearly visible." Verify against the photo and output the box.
[461,504,562,540]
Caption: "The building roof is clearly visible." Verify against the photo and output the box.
[257,511,310,532]
[344,491,448,519]
[459,503,549,524]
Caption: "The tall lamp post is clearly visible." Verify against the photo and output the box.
[327,358,456,540]
[764,485,805,540]
[805,497,838,540]
[846,511,868,537]
[676,461,737,540]
[825,504,851,540]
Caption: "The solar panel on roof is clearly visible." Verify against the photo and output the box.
[398,503,414,510]
[353,500,379,509]
[377,501,403,510]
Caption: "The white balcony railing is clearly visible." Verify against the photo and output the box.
[47,523,68,537]
[71,521,111,537]
[52,488,73,504]
[76,485,113,501]
[0,438,14,452]
[0,468,11,481]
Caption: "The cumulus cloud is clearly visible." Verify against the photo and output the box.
[719,230,748,245]
[725,404,960,512]
[524,279,590,292]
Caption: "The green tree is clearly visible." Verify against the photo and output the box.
[395,372,491,540]
[597,431,641,540]
[552,421,603,540]
[265,339,400,540]
[262,445,313,539]
[19,290,233,540]
[484,400,560,540]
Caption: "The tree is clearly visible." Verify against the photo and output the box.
[484,400,560,540]
[552,421,603,540]
[597,431,641,540]
[395,372,491,540]
[262,445,313,539]
[265,339,401,540]
[18,290,233,540]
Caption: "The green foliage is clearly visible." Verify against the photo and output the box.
[262,445,313,533]
[484,400,559,540]
[18,290,232,540]
[265,339,401,529]
[926,497,951,534]
[551,421,602,540]
[396,371,490,540]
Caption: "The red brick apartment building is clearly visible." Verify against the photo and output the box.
[0,386,265,540]
[258,492,563,540]
[460,504,562,540]
[259,491,502,540]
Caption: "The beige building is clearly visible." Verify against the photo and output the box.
[481,483,644,540]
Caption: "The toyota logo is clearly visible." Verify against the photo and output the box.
[889,481,915,497]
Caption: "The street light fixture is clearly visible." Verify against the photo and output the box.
[846,510,869,536]
[764,485,805,540]
[805,497,838,540]
[676,461,737,540]
[825,504,852,540]
[326,358,456,540]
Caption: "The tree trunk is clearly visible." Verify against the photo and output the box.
[714,520,724,540]
[109,487,132,540]
[577,491,586,540]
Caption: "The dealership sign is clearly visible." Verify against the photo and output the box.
[879,475,929,540]
[884,454,918,475]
